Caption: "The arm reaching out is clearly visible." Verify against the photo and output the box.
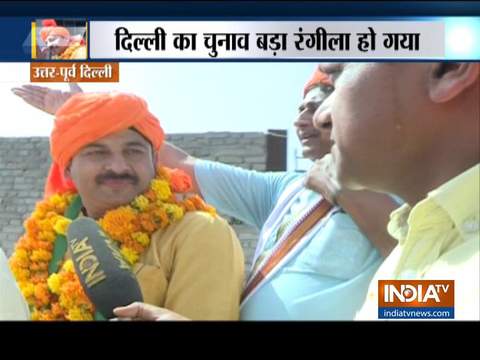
[11,83,82,115]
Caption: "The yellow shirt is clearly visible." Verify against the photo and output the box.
[70,45,87,60]
[133,211,245,320]
[53,42,87,60]
[356,164,479,320]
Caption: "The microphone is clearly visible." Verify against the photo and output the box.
[67,217,144,319]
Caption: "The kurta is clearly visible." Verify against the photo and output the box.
[133,211,245,320]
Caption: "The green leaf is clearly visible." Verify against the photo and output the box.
[47,195,83,275]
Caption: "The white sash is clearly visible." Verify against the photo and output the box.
[242,177,340,306]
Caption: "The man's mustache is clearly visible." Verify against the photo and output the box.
[96,171,139,185]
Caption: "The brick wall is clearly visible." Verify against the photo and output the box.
[0,138,51,255]
[168,132,267,171]
[0,132,274,272]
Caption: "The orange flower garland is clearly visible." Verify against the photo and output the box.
[53,42,83,60]
[9,167,216,320]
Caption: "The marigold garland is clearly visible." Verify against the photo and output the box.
[9,167,216,320]
[52,42,83,60]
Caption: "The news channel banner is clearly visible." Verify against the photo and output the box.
[0,1,478,323]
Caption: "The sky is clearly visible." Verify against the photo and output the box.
[0,62,316,170]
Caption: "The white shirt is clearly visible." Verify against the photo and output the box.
[0,249,30,320]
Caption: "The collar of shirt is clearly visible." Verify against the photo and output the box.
[428,164,479,240]
[388,164,479,245]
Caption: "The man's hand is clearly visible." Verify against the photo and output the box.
[112,302,190,321]
[304,153,342,205]
[305,154,398,258]
[11,83,83,115]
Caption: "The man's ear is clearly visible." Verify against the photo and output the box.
[153,148,159,170]
[429,62,479,103]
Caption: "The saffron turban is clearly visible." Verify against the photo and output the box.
[45,91,165,197]
[40,19,71,42]
[303,68,332,98]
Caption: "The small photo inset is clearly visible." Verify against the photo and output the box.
[32,19,87,60]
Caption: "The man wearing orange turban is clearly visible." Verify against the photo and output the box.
[45,91,165,200]
[10,91,244,320]
[39,19,86,60]
[303,68,332,99]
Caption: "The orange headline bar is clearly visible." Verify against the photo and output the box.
[30,62,119,83]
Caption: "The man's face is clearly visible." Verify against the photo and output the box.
[45,34,69,55]
[294,85,334,161]
[66,129,156,215]
[313,63,416,191]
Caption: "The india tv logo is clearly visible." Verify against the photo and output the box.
[378,280,454,319]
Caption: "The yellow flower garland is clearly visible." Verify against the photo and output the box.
[9,167,216,321]
[52,42,83,60]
